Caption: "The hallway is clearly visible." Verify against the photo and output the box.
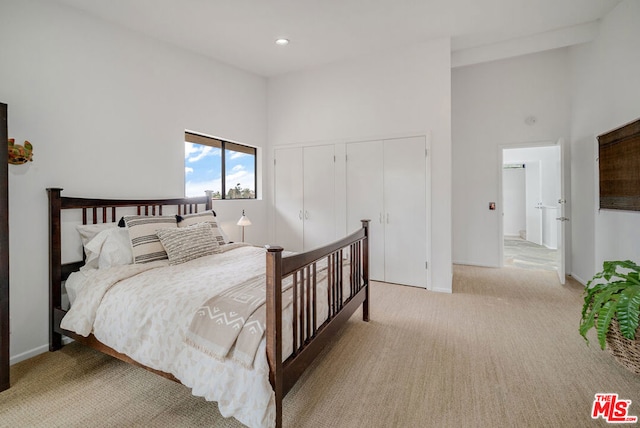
[504,236,557,271]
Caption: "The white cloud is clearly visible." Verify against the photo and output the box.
[232,164,245,172]
[184,142,199,158]
[187,145,215,163]
[185,143,221,162]
[185,166,194,175]
[185,178,221,198]
[225,169,254,191]
[229,151,248,160]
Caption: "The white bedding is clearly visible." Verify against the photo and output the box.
[61,244,350,428]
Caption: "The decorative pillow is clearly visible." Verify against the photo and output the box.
[84,227,134,269]
[123,215,178,264]
[76,223,118,269]
[176,210,227,245]
[156,222,220,265]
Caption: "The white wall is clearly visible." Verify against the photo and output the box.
[503,146,561,248]
[268,39,452,292]
[502,168,526,236]
[452,49,571,267]
[569,0,640,284]
[504,146,561,207]
[0,0,268,362]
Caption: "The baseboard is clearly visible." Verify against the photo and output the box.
[570,273,588,286]
[10,344,48,365]
[431,286,452,294]
[10,337,74,365]
[453,261,501,269]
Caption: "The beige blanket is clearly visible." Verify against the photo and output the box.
[185,263,332,368]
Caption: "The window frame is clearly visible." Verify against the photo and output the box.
[185,131,257,200]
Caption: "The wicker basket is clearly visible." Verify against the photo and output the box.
[606,318,640,375]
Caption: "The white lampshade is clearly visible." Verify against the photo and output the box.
[237,210,252,226]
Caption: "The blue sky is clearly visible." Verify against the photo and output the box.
[184,142,255,197]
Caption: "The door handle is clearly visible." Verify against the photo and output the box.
[379,212,383,224]
[299,210,303,220]
[386,213,390,224]
[555,217,570,222]
[305,210,309,220]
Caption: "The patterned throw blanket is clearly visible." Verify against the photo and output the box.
[184,273,292,367]
[185,262,332,368]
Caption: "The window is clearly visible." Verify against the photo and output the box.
[184,132,256,199]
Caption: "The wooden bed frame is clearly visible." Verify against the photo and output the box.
[47,188,370,428]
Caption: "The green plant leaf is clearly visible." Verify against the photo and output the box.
[597,300,617,350]
[580,261,640,347]
[582,283,607,319]
[603,260,640,285]
[612,260,640,272]
[580,282,628,344]
[616,285,640,340]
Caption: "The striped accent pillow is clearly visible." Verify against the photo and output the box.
[156,222,220,265]
[176,210,226,245]
[123,215,178,264]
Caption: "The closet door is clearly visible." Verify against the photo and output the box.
[346,141,385,280]
[346,137,427,287]
[274,147,304,252]
[302,145,335,250]
[383,137,427,287]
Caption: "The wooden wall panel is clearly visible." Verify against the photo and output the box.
[0,102,9,391]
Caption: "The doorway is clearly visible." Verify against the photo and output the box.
[500,142,566,282]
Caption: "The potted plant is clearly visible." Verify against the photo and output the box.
[580,260,640,374]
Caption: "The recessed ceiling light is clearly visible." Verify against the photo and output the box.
[275,38,289,46]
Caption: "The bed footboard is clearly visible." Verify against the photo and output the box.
[266,220,370,428]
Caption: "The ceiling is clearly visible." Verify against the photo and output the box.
[54,0,621,77]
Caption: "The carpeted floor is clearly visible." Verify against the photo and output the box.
[1,266,639,427]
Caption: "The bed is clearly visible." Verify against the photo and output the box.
[47,188,369,428]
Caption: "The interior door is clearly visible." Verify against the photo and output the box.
[346,141,385,281]
[555,140,567,284]
[274,147,304,252]
[383,137,427,287]
[525,160,543,246]
[302,145,335,250]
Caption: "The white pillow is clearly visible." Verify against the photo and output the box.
[76,222,118,245]
[76,223,118,270]
[84,227,134,269]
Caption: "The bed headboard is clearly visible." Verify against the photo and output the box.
[47,187,212,350]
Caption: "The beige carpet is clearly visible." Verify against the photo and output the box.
[2,266,639,427]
